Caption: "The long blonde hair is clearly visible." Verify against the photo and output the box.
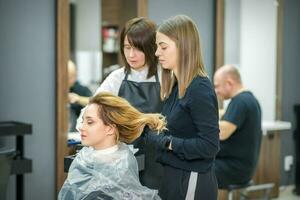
[158,15,207,99]
[89,92,166,143]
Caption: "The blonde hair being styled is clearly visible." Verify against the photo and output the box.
[89,92,166,143]
[157,15,207,99]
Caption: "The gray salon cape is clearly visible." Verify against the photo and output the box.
[58,143,160,200]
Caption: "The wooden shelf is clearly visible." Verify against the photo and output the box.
[100,0,145,81]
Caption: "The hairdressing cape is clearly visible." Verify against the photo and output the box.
[58,143,160,200]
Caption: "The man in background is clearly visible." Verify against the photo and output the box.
[213,64,262,188]
[68,60,92,131]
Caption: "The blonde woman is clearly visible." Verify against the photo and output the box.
[152,15,220,199]
[59,92,165,200]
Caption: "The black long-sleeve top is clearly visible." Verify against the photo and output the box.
[157,75,220,172]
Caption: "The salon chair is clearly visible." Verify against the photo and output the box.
[225,180,274,200]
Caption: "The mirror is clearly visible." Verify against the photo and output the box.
[57,0,228,193]
[67,0,149,132]
[56,0,148,192]
[58,0,282,194]
[68,0,102,132]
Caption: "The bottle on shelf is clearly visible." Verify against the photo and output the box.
[102,26,118,53]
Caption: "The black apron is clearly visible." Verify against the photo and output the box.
[118,71,163,189]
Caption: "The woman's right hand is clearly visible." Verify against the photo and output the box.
[143,126,172,150]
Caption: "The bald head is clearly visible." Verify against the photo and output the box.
[215,64,242,84]
[214,64,243,99]
[68,60,77,88]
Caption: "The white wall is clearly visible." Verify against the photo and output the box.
[240,0,277,121]
[0,0,56,199]
[148,0,216,78]
[225,0,278,121]
[74,0,101,51]
[224,0,240,65]
[73,0,102,88]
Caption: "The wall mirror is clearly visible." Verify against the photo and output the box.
[56,0,148,192]
[57,0,222,193]
[67,0,148,132]
[57,0,282,194]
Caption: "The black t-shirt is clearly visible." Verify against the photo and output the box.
[215,91,262,187]
[69,81,92,132]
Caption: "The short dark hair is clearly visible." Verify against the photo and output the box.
[120,17,158,78]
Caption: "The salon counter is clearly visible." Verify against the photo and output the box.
[250,120,292,198]
[262,120,292,135]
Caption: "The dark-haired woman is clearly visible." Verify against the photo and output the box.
[95,17,163,190]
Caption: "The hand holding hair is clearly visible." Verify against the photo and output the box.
[143,126,172,150]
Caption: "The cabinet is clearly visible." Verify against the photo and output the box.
[102,25,120,79]
[248,121,292,198]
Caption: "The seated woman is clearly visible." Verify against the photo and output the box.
[59,92,165,200]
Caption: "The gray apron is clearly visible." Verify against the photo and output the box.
[118,71,163,189]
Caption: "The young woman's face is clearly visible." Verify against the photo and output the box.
[79,104,115,150]
[155,31,178,72]
[123,36,146,70]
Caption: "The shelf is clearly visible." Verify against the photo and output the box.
[103,51,119,54]
[0,121,32,136]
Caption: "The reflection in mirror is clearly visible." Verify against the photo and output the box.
[57,0,148,191]
[68,60,92,132]
[69,0,101,93]
[224,0,278,121]
[67,0,140,132]
[68,0,101,132]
